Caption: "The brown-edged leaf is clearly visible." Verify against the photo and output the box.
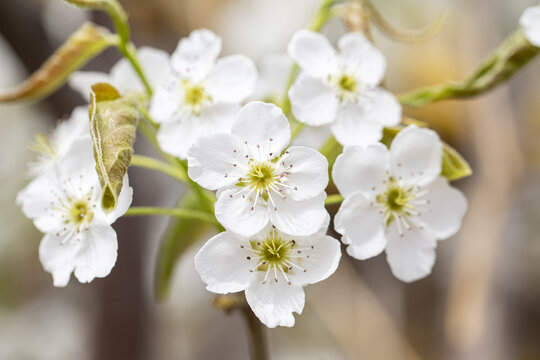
[0,22,115,103]
[90,83,138,212]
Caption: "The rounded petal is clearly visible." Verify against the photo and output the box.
[520,6,540,47]
[417,177,468,240]
[137,47,171,89]
[289,73,339,126]
[362,88,402,126]
[280,146,328,201]
[157,104,238,159]
[149,74,182,123]
[330,103,384,146]
[171,29,222,81]
[106,174,133,224]
[385,223,437,282]
[68,71,111,100]
[187,133,249,190]
[245,274,305,328]
[215,188,270,237]
[206,54,258,103]
[390,125,442,187]
[39,233,81,287]
[288,235,341,286]
[332,144,390,198]
[73,225,118,283]
[334,192,387,259]
[231,101,291,160]
[194,231,253,294]
[287,29,337,78]
[338,32,386,87]
[268,192,328,236]
[253,53,292,101]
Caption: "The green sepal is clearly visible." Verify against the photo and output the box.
[0,22,116,103]
[89,83,139,212]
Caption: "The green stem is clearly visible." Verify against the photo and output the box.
[119,42,153,96]
[325,194,344,206]
[125,206,219,224]
[130,154,187,182]
[241,306,269,360]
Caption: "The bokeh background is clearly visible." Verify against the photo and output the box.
[1,0,539,359]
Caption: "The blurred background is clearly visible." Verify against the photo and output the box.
[1,0,539,359]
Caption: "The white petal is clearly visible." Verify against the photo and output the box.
[332,143,390,198]
[206,54,258,103]
[417,177,468,240]
[289,73,339,126]
[287,29,337,78]
[330,103,384,146]
[361,88,402,126]
[171,29,222,82]
[194,231,253,294]
[137,46,171,89]
[385,223,437,282]
[215,188,270,237]
[157,104,238,159]
[68,71,111,100]
[253,53,292,101]
[73,225,118,283]
[334,192,387,259]
[268,192,328,236]
[520,6,540,47]
[231,101,291,159]
[288,235,341,286]
[245,274,305,328]
[149,73,182,123]
[187,133,249,190]
[39,233,81,287]
[106,174,133,224]
[280,146,328,201]
[390,125,442,187]
[338,32,386,87]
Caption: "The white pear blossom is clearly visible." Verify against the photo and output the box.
[150,29,258,159]
[194,221,341,328]
[27,106,89,178]
[69,46,170,100]
[332,125,467,282]
[520,6,540,47]
[287,30,401,147]
[17,137,133,287]
[187,101,329,237]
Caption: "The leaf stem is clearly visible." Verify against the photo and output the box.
[325,194,344,206]
[124,206,219,224]
[130,154,187,182]
[119,42,153,96]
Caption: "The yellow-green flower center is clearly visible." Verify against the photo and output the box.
[250,232,293,273]
[338,74,357,93]
[376,179,416,226]
[182,80,211,115]
[68,199,94,229]
[246,162,277,191]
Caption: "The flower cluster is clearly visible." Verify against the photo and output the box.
[17,109,132,286]
[16,23,471,329]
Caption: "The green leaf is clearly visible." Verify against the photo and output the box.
[90,83,138,212]
[399,30,540,107]
[0,22,116,103]
[441,143,472,181]
[155,193,212,301]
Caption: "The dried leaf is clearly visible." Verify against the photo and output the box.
[90,83,138,212]
[0,22,115,103]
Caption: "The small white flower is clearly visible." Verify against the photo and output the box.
[69,46,170,100]
[287,30,401,147]
[194,222,341,328]
[520,6,540,47]
[17,137,133,287]
[28,106,89,178]
[187,101,329,237]
[332,125,468,282]
[150,29,258,159]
